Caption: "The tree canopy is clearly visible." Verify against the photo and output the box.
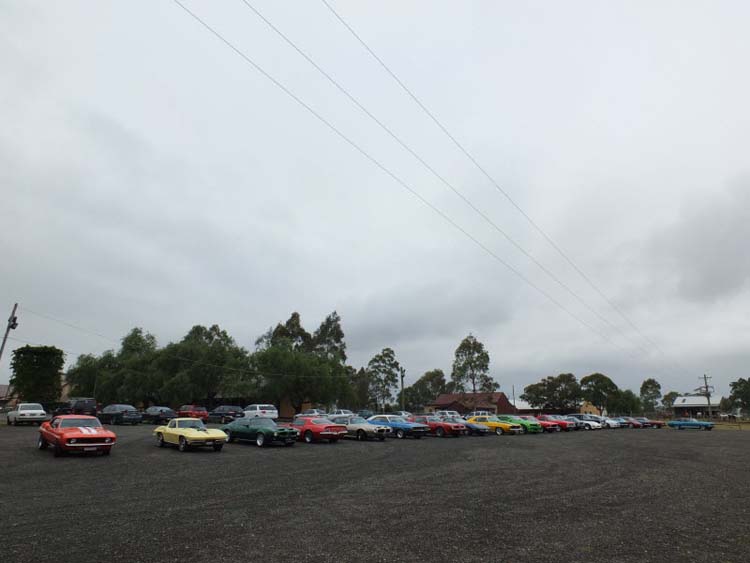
[580,373,618,415]
[10,345,64,403]
[521,373,582,412]
[451,334,496,394]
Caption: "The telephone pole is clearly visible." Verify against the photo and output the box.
[700,374,714,418]
[0,303,19,365]
[399,368,405,411]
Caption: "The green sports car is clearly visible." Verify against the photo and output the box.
[221,417,298,447]
[496,414,543,434]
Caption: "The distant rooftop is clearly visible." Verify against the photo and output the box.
[673,395,722,408]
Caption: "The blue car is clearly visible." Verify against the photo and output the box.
[367,414,429,439]
[667,418,714,431]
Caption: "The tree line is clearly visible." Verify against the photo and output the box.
[9,312,498,412]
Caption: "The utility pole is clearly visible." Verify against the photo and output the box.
[399,368,405,411]
[512,384,516,407]
[701,374,714,418]
[0,303,19,365]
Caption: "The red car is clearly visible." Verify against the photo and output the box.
[290,417,347,444]
[519,415,561,433]
[538,415,575,431]
[38,415,116,457]
[409,415,466,437]
[177,405,209,420]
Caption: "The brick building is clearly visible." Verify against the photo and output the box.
[426,392,517,415]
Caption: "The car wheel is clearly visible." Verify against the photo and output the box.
[436,427,445,438]
[213,443,223,452]
[304,430,314,444]
[329,438,338,444]
[519,427,527,434]
[37,435,47,450]
[156,433,165,448]
[378,435,385,441]
[495,427,503,436]
[12,418,18,426]
[396,429,405,439]
[256,433,265,447]
[53,443,63,457]
[178,437,188,452]
[357,429,366,441]
[226,432,235,443]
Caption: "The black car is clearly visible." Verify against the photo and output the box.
[207,405,244,424]
[142,406,177,424]
[357,409,375,419]
[99,404,143,425]
[53,397,97,417]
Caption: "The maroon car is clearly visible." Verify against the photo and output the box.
[636,417,664,428]
[177,405,209,420]
[409,415,466,437]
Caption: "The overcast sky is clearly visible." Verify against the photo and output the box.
[2,1,749,399]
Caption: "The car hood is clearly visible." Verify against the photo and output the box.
[179,428,227,438]
[57,426,116,439]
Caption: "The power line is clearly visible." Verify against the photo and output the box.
[171,1,650,364]
[237,0,655,360]
[319,0,684,374]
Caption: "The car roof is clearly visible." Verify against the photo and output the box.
[54,414,97,419]
[172,417,206,422]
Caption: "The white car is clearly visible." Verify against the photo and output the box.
[243,404,278,420]
[7,403,49,425]
[328,409,354,417]
[435,410,461,418]
[602,418,621,428]
[580,420,602,430]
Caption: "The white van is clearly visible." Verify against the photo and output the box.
[243,404,279,420]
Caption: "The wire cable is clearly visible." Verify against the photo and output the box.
[319,0,684,373]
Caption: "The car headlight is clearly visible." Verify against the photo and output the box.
[69,438,77,444]
[274,432,278,437]
[104,438,112,443]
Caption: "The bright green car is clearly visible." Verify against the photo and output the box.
[496,415,543,434]
[221,417,298,447]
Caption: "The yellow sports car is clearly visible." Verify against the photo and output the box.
[466,415,522,436]
[154,417,228,452]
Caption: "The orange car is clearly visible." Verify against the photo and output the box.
[38,415,117,457]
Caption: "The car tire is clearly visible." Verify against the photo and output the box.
[178,437,188,452]
[53,443,63,457]
[495,427,503,436]
[414,435,422,439]
[396,429,405,439]
[37,435,47,450]
[378,435,385,441]
[256,433,265,447]
[329,438,338,444]
[213,443,223,452]
[357,430,366,442]
[519,427,527,434]
[226,432,235,443]
[156,433,165,448]
[436,427,445,438]
[304,431,314,444]
[12,418,18,426]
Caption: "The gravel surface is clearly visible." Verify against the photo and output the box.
[1,422,748,563]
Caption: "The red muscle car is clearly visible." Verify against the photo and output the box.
[519,415,561,433]
[177,405,209,420]
[290,417,347,444]
[38,415,116,456]
[409,415,466,437]
[538,415,575,431]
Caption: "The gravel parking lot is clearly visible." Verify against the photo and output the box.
[1,423,748,563]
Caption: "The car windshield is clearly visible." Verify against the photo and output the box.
[178,420,206,429]
[485,416,500,422]
[252,418,276,427]
[60,418,101,428]
[312,418,333,425]
[522,416,539,422]
[391,417,406,423]
[443,417,462,423]
[20,404,43,410]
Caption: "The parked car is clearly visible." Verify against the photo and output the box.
[207,405,244,424]
[221,417,297,447]
[538,415,576,431]
[6,403,48,425]
[440,416,489,436]
[466,415,522,436]
[290,417,347,443]
[390,410,413,419]
[466,410,495,418]
[435,410,462,418]
[244,404,279,419]
[177,405,209,420]
[142,406,177,425]
[602,418,621,429]
[294,408,327,418]
[635,417,664,428]
[53,397,97,417]
[367,414,429,439]
[356,409,375,419]
[409,415,466,437]
[328,409,355,417]
[99,404,142,425]
[329,415,390,441]
[613,417,642,429]
[518,415,560,432]
[154,418,228,451]
[495,414,543,434]
[38,415,116,457]
[574,417,602,430]
[667,418,714,430]
[561,416,587,430]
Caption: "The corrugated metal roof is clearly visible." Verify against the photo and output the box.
[673,395,722,408]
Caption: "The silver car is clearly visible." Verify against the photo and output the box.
[7,403,49,425]
[330,415,390,441]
